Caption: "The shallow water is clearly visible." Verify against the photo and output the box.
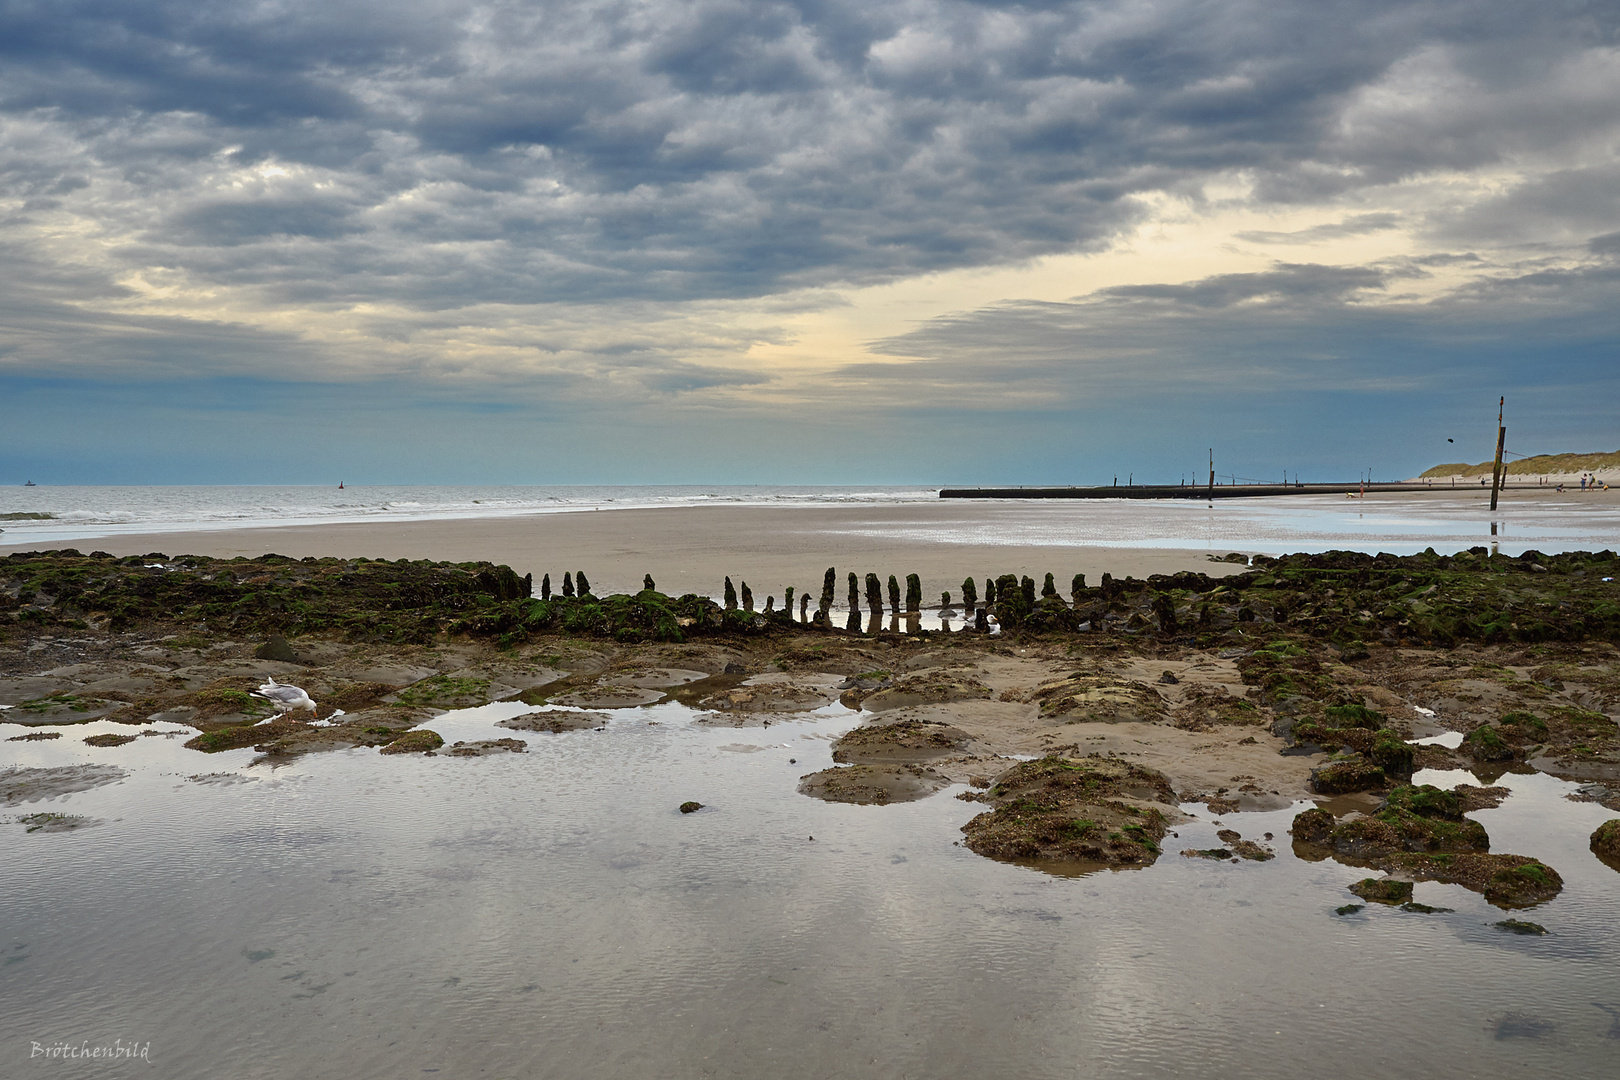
[5,704,1619,1079]
[5,485,1620,559]
[814,493,1620,557]
[0,485,938,547]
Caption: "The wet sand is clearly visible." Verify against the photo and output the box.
[0,503,1256,599]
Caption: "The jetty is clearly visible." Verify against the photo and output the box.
[941,482,1450,500]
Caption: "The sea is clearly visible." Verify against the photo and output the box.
[4,484,1620,556]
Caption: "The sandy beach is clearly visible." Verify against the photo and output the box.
[0,503,1256,599]
[9,485,1616,600]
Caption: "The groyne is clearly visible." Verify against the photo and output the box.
[941,482,1464,500]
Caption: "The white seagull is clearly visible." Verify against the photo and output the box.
[252,677,317,723]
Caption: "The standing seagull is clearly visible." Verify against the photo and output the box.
[252,677,317,722]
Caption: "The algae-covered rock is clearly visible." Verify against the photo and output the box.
[1464,724,1515,762]
[1291,720,1414,780]
[1182,848,1233,860]
[17,812,101,834]
[378,730,444,755]
[1290,807,1336,844]
[391,674,493,708]
[1483,860,1563,906]
[1305,784,1490,857]
[1348,878,1413,905]
[959,755,1179,865]
[444,738,527,756]
[1400,901,1453,913]
[679,801,703,814]
[1494,919,1548,935]
[82,733,137,747]
[1592,819,1620,863]
[1309,754,1387,794]
[1324,703,1386,729]
[184,719,295,753]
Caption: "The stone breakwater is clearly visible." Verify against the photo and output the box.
[3,545,1619,904]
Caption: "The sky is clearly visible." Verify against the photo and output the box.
[1,0,1617,486]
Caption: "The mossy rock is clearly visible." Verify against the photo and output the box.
[1463,725,1515,762]
[1309,755,1387,795]
[378,730,444,755]
[1300,785,1490,859]
[1348,878,1413,905]
[1498,711,1549,737]
[1384,784,1464,821]
[1324,703,1386,730]
[1494,919,1548,935]
[82,733,137,748]
[1291,807,1336,844]
[1483,861,1563,906]
[392,675,492,708]
[185,726,273,753]
[960,755,1176,865]
[1590,819,1620,863]
[1369,732,1415,778]
[188,687,272,720]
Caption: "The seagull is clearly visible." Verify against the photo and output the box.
[252,677,317,722]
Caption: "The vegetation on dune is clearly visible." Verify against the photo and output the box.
[1420,450,1620,478]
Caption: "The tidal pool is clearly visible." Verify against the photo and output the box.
[4,703,1618,1079]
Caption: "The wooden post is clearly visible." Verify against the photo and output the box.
[1490,397,1506,512]
[1208,449,1214,497]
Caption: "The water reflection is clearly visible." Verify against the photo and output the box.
[2,707,1618,1079]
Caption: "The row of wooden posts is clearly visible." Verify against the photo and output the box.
[530,567,1098,624]
[719,569,1091,622]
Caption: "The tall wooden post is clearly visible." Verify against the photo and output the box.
[1208,449,1214,497]
[1490,397,1506,512]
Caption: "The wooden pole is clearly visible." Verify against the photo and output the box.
[1208,449,1214,497]
[1490,396,1506,512]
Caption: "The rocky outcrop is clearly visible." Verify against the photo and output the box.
[959,755,1180,865]
[1292,785,1562,907]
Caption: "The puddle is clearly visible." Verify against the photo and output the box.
[3,703,1619,1079]
[1412,731,1466,749]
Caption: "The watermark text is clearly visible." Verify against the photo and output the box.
[30,1039,151,1064]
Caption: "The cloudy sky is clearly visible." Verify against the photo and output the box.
[2,0,1616,485]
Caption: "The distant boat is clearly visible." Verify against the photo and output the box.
[23,480,34,486]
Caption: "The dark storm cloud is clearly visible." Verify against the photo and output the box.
[4,0,1617,321]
